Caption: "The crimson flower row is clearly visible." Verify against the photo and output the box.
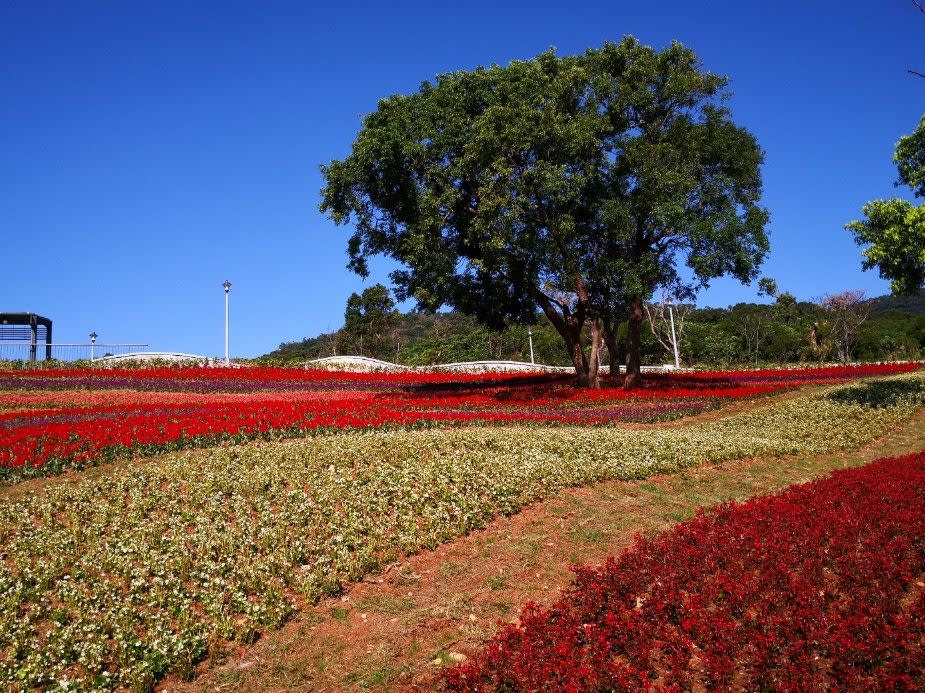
[0,362,917,394]
[0,397,631,473]
[2,364,920,476]
[445,451,925,692]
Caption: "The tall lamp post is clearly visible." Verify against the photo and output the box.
[89,331,97,364]
[527,327,535,365]
[666,298,680,369]
[223,280,232,366]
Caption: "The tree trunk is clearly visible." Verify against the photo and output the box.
[602,318,621,379]
[624,297,644,389]
[586,319,602,389]
[564,328,595,388]
[529,286,597,388]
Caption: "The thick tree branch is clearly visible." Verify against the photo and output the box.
[530,286,567,333]
[912,1,925,78]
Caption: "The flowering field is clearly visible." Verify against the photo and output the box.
[0,370,923,690]
[0,363,917,480]
[446,449,925,692]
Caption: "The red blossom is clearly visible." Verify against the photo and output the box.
[444,451,925,692]
[0,363,919,474]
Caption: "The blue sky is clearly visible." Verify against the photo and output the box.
[2,1,922,357]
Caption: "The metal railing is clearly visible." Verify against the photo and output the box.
[0,342,149,363]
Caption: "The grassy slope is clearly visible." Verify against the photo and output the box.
[1,373,923,691]
[179,407,925,693]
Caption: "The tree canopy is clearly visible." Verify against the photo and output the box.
[847,115,925,296]
[320,37,769,387]
[895,115,925,198]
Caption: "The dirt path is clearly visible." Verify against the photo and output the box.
[165,409,925,693]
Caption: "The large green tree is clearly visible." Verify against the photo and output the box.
[847,115,925,296]
[320,37,769,387]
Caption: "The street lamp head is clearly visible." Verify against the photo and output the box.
[90,331,97,343]
[223,280,232,293]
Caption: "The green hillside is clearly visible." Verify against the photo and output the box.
[260,293,925,367]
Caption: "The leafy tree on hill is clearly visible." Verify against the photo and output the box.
[847,115,925,296]
[341,283,399,358]
[320,37,768,388]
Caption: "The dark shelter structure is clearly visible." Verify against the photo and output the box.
[0,313,53,362]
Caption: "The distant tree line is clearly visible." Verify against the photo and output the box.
[261,283,925,368]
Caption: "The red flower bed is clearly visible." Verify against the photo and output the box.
[0,395,613,472]
[445,451,925,692]
[1,362,917,393]
[0,363,919,476]
[0,366,528,393]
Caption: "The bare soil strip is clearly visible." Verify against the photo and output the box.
[166,408,925,693]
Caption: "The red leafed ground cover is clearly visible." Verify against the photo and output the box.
[445,450,925,693]
[0,363,917,476]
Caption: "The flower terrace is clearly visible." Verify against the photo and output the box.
[0,363,917,479]
[0,364,923,691]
